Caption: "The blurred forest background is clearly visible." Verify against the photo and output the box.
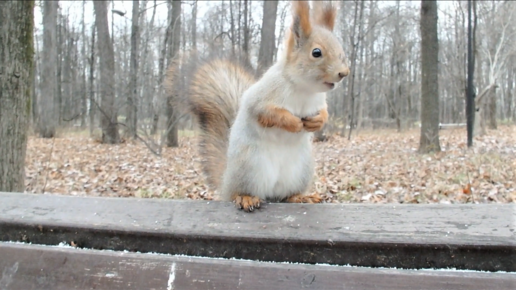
[31,0,516,142]
[1,0,515,203]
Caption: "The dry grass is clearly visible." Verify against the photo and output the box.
[25,125,516,204]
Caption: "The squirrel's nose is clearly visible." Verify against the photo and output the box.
[338,68,350,79]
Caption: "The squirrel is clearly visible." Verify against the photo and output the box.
[167,1,349,212]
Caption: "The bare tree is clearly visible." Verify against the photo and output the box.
[275,2,288,60]
[88,23,96,136]
[165,0,182,148]
[0,0,34,191]
[241,0,252,69]
[418,0,441,153]
[56,13,63,126]
[347,0,365,139]
[80,0,87,128]
[32,32,39,125]
[191,0,198,51]
[38,0,58,138]
[257,0,278,76]
[61,22,74,124]
[154,1,173,136]
[506,55,514,122]
[475,1,515,134]
[229,0,236,56]
[94,1,120,144]
[466,0,476,147]
[128,0,140,139]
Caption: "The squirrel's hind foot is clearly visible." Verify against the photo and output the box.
[233,194,262,212]
[286,193,323,204]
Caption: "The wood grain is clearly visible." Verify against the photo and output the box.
[0,192,514,271]
[1,242,515,290]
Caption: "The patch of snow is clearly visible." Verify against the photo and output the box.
[2,241,514,275]
[167,263,176,290]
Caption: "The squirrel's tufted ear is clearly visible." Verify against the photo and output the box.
[312,1,337,31]
[290,1,312,46]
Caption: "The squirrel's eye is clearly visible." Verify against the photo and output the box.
[312,48,322,58]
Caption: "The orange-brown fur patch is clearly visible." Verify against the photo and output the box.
[232,194,262,212]
[296,1,312,36]
[286,193,323,203]
[257,105,304,133]
[302,108,328,132]
[287,1,312,58]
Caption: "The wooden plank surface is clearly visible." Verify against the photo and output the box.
[0,192,515,271]
[1,242,515,290]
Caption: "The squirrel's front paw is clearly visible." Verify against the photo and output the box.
[302,109,328,132]
[302,115,325,132]
[284,118,304,133]
[233,195,262,212]
[257,106,303,133]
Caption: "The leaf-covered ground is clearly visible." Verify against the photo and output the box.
[25,126,516,204]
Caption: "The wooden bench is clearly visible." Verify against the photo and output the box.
[1,192,515,289]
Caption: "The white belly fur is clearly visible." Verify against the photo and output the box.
[252,128,313,200]
[221,75,327,201]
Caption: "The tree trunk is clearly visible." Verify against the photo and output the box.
[468,0,478,142]
[418,0,441,153]
[507,62,514,122]
[56,14,63,126]
[0,1,34,192]
[89,24,96,136]
[62,25,73,125]
[191,0,197,51]
[143,0,158,135]
[181,7,186,51]
[241,0,252,69]
[128,0,140,139]
[153,1,171,136]
[346,0,362,139]
[393,0,403,132]
[93,1,120,144]
[257,0,278,76]
[80,0,87,128]
[356,0,370,131]
[32,34,38,125]
[229,0,236,56]
[166,0,181,148]
[38,0,58,138]
[361,0,377,130]
[275,4,288,61]
[488,86,497,129]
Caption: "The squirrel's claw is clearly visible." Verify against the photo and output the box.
[281,117,304,133]
[302,108,328,132]
[233,195,262,212]
[302,115,324,132]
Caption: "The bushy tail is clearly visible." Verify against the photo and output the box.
[166,58,256,189]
